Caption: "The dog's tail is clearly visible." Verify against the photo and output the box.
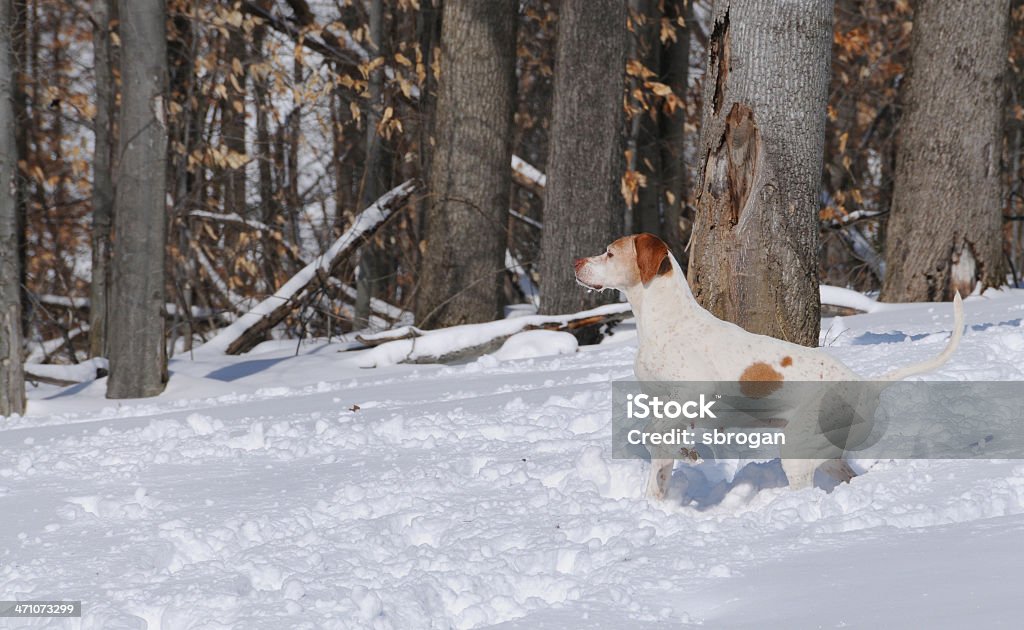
[879,292,964,381]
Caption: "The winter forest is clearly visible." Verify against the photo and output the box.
[0,0,1021,408]
[3,1,1024,626]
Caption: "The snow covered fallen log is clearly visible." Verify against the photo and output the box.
[196,180,417,356]
[24,358,109,386]
[354,325,423,347]
[350,303,632,368]
[819,285,890,313]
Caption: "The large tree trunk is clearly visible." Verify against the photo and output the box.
[687,0,832,347]
[538,0,627,315]
[89,0,116,358]
[881,0,1011,302]
[414,0,518,328]
[107,0,169,398]
[1,0,26,416]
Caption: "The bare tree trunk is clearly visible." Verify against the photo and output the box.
[687,0,832,347]
[251,11,280,290]
[659,0,692,263]
[107,0,169,398]
[631,0,662,237]
[89,0,116,358]
[414,0,518,328]
[1,0,26,415]
[881,0,1011,302]
[355,0,392,327]
[223,11,247,217]
[11,0,30,338]
[538,0,627,315]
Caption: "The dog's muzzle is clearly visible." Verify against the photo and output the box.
[573,258,603,290]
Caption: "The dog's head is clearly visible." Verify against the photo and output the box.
[574,233,672,292]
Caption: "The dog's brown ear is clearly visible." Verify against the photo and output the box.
[634,233,670,285]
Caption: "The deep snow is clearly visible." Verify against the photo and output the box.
[3,289,1024,628]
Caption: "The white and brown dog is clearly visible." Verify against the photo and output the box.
[574,233,964,498]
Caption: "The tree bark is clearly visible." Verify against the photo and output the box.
[107,0,169,398]
[538,0,627,315]
[881,0,1011,302]
[658,0,692,263]
[631,0,662,237]
[355,0,392,327]
[1,0,27,415]
[687,0,832,347]
[414,0,518,328]
[11,0,30,338]
[222,10,247,218]
[89,0,116,358]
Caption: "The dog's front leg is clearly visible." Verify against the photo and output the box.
[646,458,674,499]
[780,458,822,489]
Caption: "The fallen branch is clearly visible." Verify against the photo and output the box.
[354,325,422,347]
[25,358,109,387]
[511,155,547,195]
[26,326,90,364]
[197,180,417,356]
[350,303,632,367]
[509,209,542,230]
[330,279,412,324]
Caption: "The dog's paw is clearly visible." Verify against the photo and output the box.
[645,459,673,499]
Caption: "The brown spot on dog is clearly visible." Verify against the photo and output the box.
[739,362,783,398]
[780,356,793,367]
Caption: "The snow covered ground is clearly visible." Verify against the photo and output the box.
[3,290,1024,628]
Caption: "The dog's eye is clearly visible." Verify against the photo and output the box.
[606,250,613,258]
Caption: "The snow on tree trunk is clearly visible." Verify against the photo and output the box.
[881,0,1011,302]
[414,0,518,329]
[538,0,627,316]
[106,0,169,399]
[0,0,26,416]
[687,0,833,347]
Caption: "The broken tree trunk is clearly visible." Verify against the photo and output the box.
[199,180,417,356]
[687,0,833,347]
